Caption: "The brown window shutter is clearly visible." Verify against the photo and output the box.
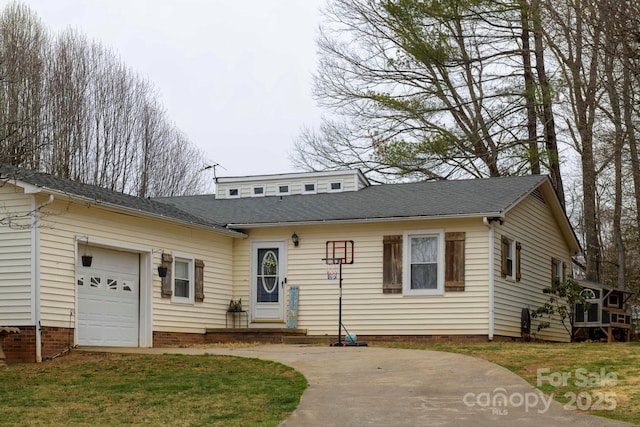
[501,236,509,278]
[195,259,205,302]
[161,253,173,298]
[445,232,465,292]
[383,235,402,294]
[516,242,522,282]
[562,261,567,283]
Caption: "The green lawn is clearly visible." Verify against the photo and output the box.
[4,342,638,425]
[0,351,307,426]
[380,341,640,424]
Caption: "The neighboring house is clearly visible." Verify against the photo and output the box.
[0,165,580,362]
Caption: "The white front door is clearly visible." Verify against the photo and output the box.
[251,241,286,322]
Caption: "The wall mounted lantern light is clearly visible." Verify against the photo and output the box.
[291,232,299,247]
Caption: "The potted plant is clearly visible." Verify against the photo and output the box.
[81,254,93,267]
[81,237,92,267]
[228,298,243,312]
[157,266,168,277]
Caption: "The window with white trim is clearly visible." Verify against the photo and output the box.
[302,182,317,194]
[501,236,521,281]
[276,183,291,195]
[551,258,564,283]
[403,230,445,295]
[252,185,265,197]
[173,256,194,303]
[328,181,343,192]
[227,188,239,198]
[383,232,465,295]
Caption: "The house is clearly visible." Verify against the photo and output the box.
[0,165,580,363]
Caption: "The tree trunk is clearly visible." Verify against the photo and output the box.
[532,0,564,207]
[624,61,640,253]
[602,26,625,289]
[520,0,540,175]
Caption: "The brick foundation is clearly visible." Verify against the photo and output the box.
[153,331,206,347]
[2,328,523,363]
[205,329,302,344]
[205,331,506,345]
[1,326,74,364]
[356,334,493,344]
[41,326,75,358]
[2,326,36,363]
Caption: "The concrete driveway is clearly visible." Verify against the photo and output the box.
[90,344,631,427]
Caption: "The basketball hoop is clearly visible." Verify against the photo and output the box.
[326,265,338,280]
[321,240,367,347]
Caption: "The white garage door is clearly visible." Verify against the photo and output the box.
[76,247,140,347]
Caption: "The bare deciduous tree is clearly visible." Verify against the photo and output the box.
[293,0,567,205]
[0,1,211,197]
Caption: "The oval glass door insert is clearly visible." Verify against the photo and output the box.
[261,250,278,293]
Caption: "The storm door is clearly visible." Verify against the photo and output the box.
[251,241,286,321]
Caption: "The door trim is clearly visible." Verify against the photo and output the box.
[73,237,153,347]
[250,240,286,323]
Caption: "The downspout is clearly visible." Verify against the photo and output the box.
[32,194,54,363]
[483,217,497,341]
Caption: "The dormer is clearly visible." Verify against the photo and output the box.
[215,169,370,199]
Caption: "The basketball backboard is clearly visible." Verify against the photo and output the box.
[323,240,354,265]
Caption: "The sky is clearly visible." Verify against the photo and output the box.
[19,0,327,178]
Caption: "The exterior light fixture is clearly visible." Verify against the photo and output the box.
[291,232,299,247]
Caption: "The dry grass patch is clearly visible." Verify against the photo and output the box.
[380,341,640,424]
[0,351,307,426]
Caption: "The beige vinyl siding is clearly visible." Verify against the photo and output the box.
[0,184,33,325]
[38,196,234,333]
[217,171,367,199]
[493,192,572,342]
[234,219,490,336]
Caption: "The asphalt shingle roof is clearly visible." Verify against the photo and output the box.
[0,164,233,233]
[2,164,549,230]
[157,174,548,226]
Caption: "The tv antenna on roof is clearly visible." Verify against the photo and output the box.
[203,163,226,182]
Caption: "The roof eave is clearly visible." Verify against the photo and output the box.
[500,176,581,256]
[15,182,246,239]
[226,212,505,229]
[576,279,634,293]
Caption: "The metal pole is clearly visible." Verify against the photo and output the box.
[338,260,343,345]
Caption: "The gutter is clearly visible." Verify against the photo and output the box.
[227,212,507,229]
[483,216,502,341]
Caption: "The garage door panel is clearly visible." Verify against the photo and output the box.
[84,246,139,273]
[76,248,139,347]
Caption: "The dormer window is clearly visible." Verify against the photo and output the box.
[329,181,343,192]
[252,186,265,197]
[302,182,317,194]
[228,188,240,198]
[276,183,291,196]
